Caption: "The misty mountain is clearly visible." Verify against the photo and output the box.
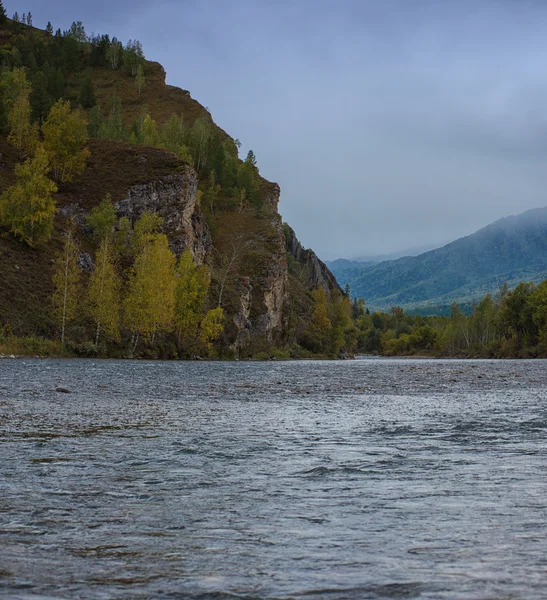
[332,207,547,312]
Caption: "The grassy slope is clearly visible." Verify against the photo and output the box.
[0,138,186,336]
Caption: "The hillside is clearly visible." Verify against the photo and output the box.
[0,17,349,359]
[334,207,547,312]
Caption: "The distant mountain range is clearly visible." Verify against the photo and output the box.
[329,207,547,313]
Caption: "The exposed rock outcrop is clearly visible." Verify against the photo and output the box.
[250,185,288,342]
[284,224,340,292]
[114,168,211,265]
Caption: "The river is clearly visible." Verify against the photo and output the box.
[1,358,546,599]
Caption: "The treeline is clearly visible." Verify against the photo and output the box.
[0,10,263,210]
[50,202,223,358]
[351,281,547,358]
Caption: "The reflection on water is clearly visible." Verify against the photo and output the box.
[0,358,546,599]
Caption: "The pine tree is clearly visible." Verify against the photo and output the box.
[88,238,121,344]
[88,104,103,138]
[78,74,96,109]
[31,71,53,124]
[67,21,86,43]
[42,99,90,182]
[0,147,58,247]
[26,12,32,26]
[46,21,53,35]
[0,1,7,25]
[12,11,19,23]
[52,228,81,343]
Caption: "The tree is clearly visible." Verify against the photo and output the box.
[160,113,192,161]
[237,159,260,207]
[499,282,535,354]
[199,307,224,351]
[174,250,209,347]
[52,228,81,343]
[46,21,53,35]
[2,67,39,158]
[46,67,65,101]
[142,114,158,147]
[0,147,58,247]
[189,117,212,172]
[97,94,124,140]
[67,21,86,43]
[30,71,53,124]
[0,1,7,25]
[245,149,257,167]
[26,12,32,26]
[530,280,547,347]
[106,37,123,70]
[88,104,103,138]
[12,11,19,23]
[301,288,333,354]
[42,99,90,182]
[135,63,145,93]
[124,229,177,347]
[132,210,162,246]
[87,194,117,242]
[123,39,144,76]
[78,74,96,108]
[88,238,121,344]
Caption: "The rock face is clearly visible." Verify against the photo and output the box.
[252,184,289,342]
[114,168,211,265]
[233,276,253,350]
[284,224,341,292]
[115,167,290,347]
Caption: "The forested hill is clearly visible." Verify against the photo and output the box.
[334,207,547,313]
[0,11,353,359]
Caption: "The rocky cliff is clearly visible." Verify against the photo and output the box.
[114,169,211,265]
[284,224,340,292]
[113,166,290,349]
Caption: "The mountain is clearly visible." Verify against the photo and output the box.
[333,207,547,312]
[353,242,445,264]
[325,258,375,273]
[0,18,343,358]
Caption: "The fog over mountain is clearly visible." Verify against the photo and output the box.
[12,0,547,259]
[331,206,547,312]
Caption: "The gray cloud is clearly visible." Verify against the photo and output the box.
[13,0,547,259]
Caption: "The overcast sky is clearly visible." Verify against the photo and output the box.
[9,0,547,259]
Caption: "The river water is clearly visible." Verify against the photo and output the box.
[0,358,546,599]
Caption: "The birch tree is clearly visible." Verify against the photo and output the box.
[124,230,177,347]
[0,147,57,246]
[52,228,81,344]
[135,64,145,93]
[2,67,39,158]
[42,100,90,182]
[88,238,120,344]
